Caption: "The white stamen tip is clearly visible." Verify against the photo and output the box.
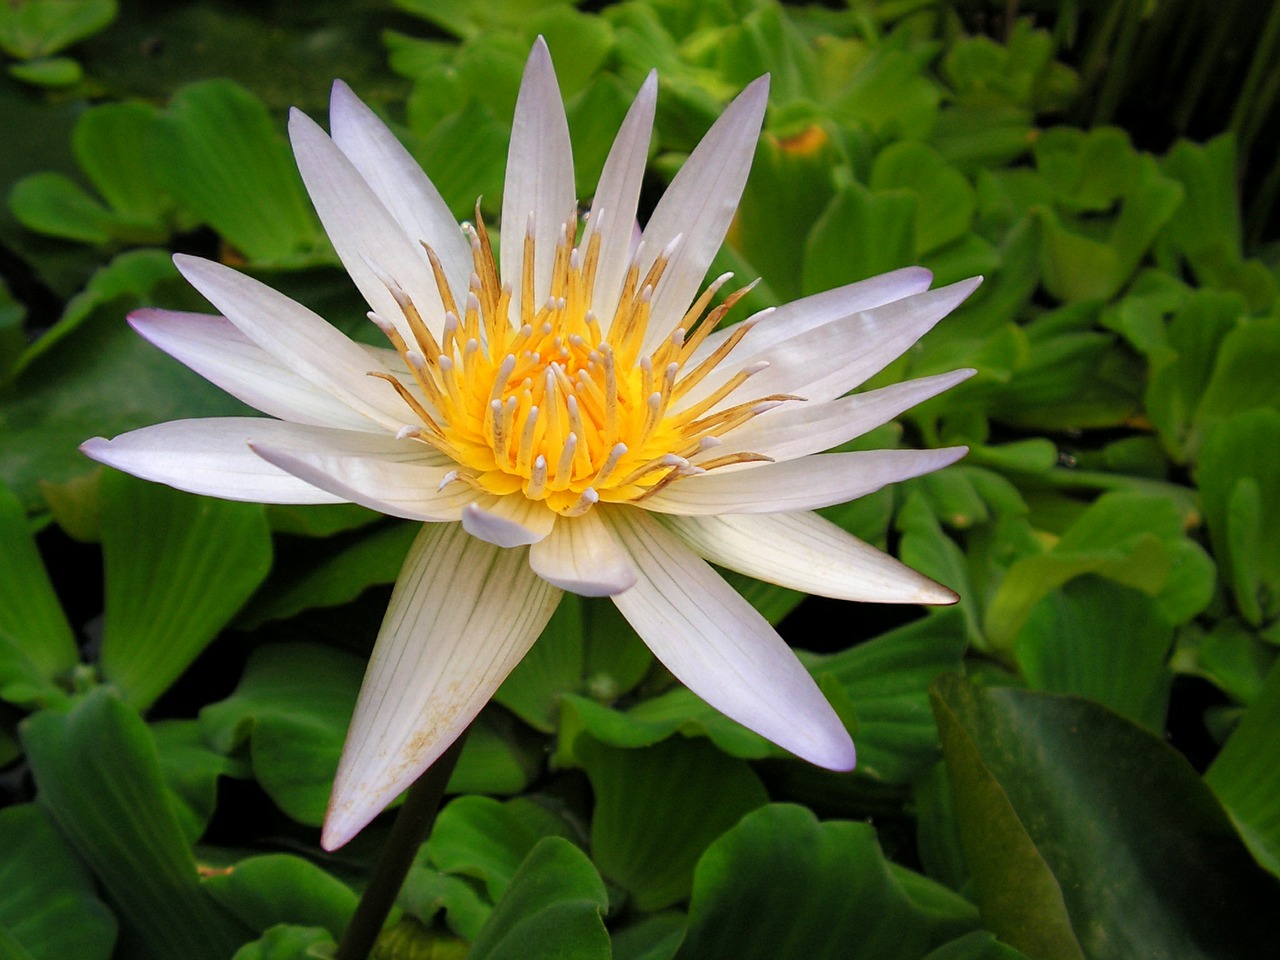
[438,470,459,490]
[395,425,420,440]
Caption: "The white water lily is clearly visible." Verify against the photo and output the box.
[83,39,978,850]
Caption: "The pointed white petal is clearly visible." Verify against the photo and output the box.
[639,76,770,354]
[323,522,562,848]
[666,512,957,604]
[605,508,854,770]
[289,108,445,339]
[711,369,976,466]
[328,80,472,303]
[461,496,556,547]
[682,277,982,414]
[81,418,358,503]
[529,507,638,595]
[586,71,656,328]
[500,37,575,317]
[172,255,408,428]
[642,447,968,515]
[130,308,385,430]
[688,266,934,369]
[249,438,470,522]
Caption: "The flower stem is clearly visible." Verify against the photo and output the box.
[334,730,469,960]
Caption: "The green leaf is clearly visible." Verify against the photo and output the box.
[8,171,115,244]
[495,594,584,732]
[230,925,335,960]
[0,804,116,960]
[0,482,77,708]
[576,735,767,911]
[1206,659,1280,876]
[200,642,359,825]
[932,675,1280,959]
[984,492,1190,651]
[675,804,978,960]
[21,689,248,960]
[237,520,417,629]
[401,857,492,942]
[203,855,357,939]
[152,80,320,264]
[733,125,840,301]
[0,0,116,58]
[803,607,969,783]
[1197,410,1280,624]
[74,101,173,232]
[466,838,610,960]
[8,55,82,86]
[870,141,976,255]
[802,181,916,296]
[427,796,579,902]
[1014,577,1173,730]
[153,719,243,845]
[99,470,272,708]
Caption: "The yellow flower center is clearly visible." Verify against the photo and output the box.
[370,206,787,516]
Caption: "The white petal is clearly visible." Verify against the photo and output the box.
[461,496,556,547]
[81,418,356,504]
[710,369,976,466]
[172,255,407,428]
[642,447,968,515]
[605,508,854,770]
[329,80,472,305]
[665,512,957,604]
[682,277,982,414]
[500,37,575,318]
[688,266,935,370]
[249,438,470,522]
[639,76,770,354]
[528,507,638,595]
[289,108,445,339]
[586,71,656,329]
[130,308,386,430]
[323,522,562,849]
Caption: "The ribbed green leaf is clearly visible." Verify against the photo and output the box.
[99,470,272,709]
[577,735,767,911]
[21,689,248,960]
[0,482,77,708]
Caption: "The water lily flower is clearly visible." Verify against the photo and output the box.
[82,39,978,850]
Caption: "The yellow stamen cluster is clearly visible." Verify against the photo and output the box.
[371,205,788,516]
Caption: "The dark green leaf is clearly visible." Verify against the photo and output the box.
[1015,577,1173,730]
[21,689,248,960]
[427,796,579,902]
[576,735,767,910]
[203,854,356,939]
[932,675,1280,959]
[0,804,116,960]
[675,804,977,960]
[229,925,335,960]
[466,837,610,960]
